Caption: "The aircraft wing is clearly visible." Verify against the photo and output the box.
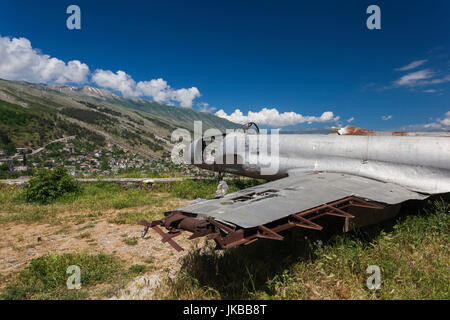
[143,172,428,251]
[177,172,427,228]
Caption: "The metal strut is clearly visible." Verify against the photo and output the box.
[140,196,385,251]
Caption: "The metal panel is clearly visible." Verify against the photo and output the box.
[178,172,427,228]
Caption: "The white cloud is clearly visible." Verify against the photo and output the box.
[92,70,138,98]
[347,117,354,123]
[423,111,450,130]
[393,68,450,88]
[136,77,201,108]
[394,69,434,87]
[197,102,217,113]
[438,111,450,127]
[0,35,201,108]
[215,108,340,127]
[422,75,450,85]
[401,111,450,131]
[395,59,427,71]
[0,35,90,84]
[93,71,201,107]
[170,87,201,108]
[381,115,392,121]
[136,78,170,102]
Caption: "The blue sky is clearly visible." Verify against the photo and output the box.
[0,0,449,130]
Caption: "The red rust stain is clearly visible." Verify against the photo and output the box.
[341,126,376,135]
[392,132,408,136]
[341,125,449,137]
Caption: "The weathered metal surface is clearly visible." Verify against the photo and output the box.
[142,195,388,251]
[146,125,449,250]
[176,173,427,228]
[338,125,450,137]
[338,125,377,136]
[191,130,450,194]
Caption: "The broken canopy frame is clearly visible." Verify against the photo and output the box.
[139,195,385,252]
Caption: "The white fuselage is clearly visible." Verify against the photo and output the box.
[190,132,450,195]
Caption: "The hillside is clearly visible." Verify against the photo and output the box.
[0,79,239,159]
[0,180,447,300]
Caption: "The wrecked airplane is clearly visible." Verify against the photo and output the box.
[140,124,450,251]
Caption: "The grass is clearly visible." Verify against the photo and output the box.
[58,182,164,210]
[104,178,265,225]
[0,182,172,225]
[77,222,96,231]
[153,198,449,300]
[122,237,138,246]
[0,178,264,225]
[76,232,91,239]
[0,186,57,223]
[143,258,155,264]
[0,253,127,300]
[1,179,447,300]
[128,264,151,275]
[107,207,167,225]
[152,178,265,200]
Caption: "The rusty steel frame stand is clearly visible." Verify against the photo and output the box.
[139,196,385,251]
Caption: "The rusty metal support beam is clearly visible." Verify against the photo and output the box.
[150,225,184,252]
[323,204,355,218]
[209,219,236,234]
[222,238,251,249]
[258,225,284,240]
[145,196,387,251]
[291,215,324,230]
[349,197,385,209]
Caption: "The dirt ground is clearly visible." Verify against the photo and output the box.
[0,199,204,299]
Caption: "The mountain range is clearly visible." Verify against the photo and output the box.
[0,79,240,158]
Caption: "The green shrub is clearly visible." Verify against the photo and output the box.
[24,167,79,204]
